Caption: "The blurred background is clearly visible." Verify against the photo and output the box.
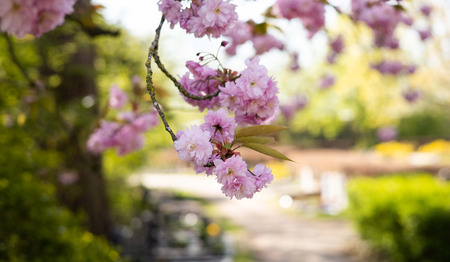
[0,0,449,261]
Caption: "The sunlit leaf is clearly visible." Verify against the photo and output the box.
[235,125,288,138]
[241,143,293,161]
[253,22,268,35]
[235,136,275,144]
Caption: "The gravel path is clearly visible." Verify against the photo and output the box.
[134,173,359,262]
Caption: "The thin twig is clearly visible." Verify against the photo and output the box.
[145,16,177,141]
[3,34,35,86]
[151,15,220,100]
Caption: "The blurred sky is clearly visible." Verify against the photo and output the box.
[90,0,450,72]
[90,0,335,73]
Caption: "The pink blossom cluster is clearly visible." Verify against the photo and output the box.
[0,0,77,38]
[180,58,279,125]
[158,0,238,38]
[87,84,159,155]
[371,60,416,75]
[274,0,325,38]
[280,94,308,121]
[174,109,274,199]
[327,35,344,64]
[377,126,397,142]
[223,21,284,56]
[219,58,279,125]
[402,88,421,103]
[318,74,335,90]
[180,61,222,111]
[352,0,409,49]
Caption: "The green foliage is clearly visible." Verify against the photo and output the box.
[235,136,275,144]
[234,125,292,161]
[241,143,293,161]
[398,108,450,139]
[0,125,121,262]
[347,174,450,262]
[0,174,121,262]
[235,125,287,138]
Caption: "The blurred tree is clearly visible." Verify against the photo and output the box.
[0,0,122,236]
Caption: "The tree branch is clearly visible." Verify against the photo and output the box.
[151,16,220,101]
[145,16,177,141]
[3,34,41,88]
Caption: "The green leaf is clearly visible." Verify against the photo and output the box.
[242,143,293,162]
[235,136,275,144]
[253,22,268,35]
[235,125,288,139]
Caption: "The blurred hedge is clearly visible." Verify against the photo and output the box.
[347,174,450,262]
[0,173,122,262]
[0,124,122,262]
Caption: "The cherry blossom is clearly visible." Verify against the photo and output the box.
[252,164,274,192]
[109,84,128,109]
[402,88,421,103]
[87,121,121,154]
[318,74,335,90]
[377,126,397,142]
[174,125,213,166]
[200,109,237,144]
[0,0,77,38]
[158,0,237,38]
[214,155,248,186]
[274,0,325,38]
[371,60,416,75]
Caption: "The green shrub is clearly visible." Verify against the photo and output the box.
[347,174,450,262]
[0,125,122,262]
[0,173,122,262]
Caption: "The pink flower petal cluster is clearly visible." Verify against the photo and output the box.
[280,94,308,120]
[87,120,121,154]
[180,61,221,111]
[158,0,182,29]
[174,125,213,166]
[274,0,325,38]
[179,58,279,125]
[318,74,335,90]
[352,0,410,49]
[87,111,159,155]
[214,158,273,200]
[417,29,431,41]
[223,21,284,56]
[327,35,344,64]
[87,84,159,155]
[158,0,238,38]
[252,163,274,192]
[109,84,129,109]
[219,58,279,125]
[371,60,416,75]
[223,21,252,55]
[402,88,421,103]
[200,108,237,144]
[377,126,397,142]
[0,0,77,38]
[252,34,285,55]
[420,4,432,17]
[174,110,274,199]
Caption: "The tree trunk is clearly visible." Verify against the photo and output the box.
[35,0,112,236]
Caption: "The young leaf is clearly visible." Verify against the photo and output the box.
[235,125,288,139]
[235,136,275,144]
[242,143,293,162]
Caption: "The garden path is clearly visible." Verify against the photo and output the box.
[134,173,359,262]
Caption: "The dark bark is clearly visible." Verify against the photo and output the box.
[56,42,112,236]
[34,0,113,236]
